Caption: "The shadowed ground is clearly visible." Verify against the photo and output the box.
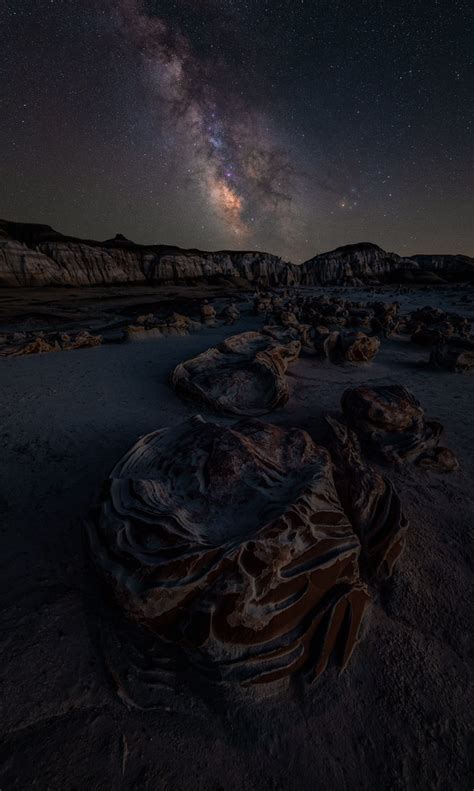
[0,286,472,790]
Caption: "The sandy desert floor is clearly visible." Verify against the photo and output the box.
[0,285,473,790]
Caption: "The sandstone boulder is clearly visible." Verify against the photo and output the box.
[170,330,301,416]
[301,329,380,364]
[337,331,380,363]
[341,385,459,471]
[327,416,408,578]
[127,312,199,341]
[87,416,370,685]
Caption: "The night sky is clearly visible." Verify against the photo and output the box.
[1,0,472,262]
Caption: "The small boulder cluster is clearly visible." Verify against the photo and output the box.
[0,329,102,357]
[127,311,202,340]
[405,305,474,373]
[253,290,400,365]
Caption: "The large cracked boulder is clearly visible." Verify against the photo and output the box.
[87,416,371,686]
[170,330,301,416]
[341,385,459,472]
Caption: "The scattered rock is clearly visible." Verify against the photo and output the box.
[301,328,380,364]
[127,312,200,341]
[0,330,102,357]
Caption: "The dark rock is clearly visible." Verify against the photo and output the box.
[341,385,459,472]
[87,416,371,685]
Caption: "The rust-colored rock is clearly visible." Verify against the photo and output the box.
[201,301,218,326]
[300,328,380,364]
[61,330,102,350]
[337,331,380,363]
[341,385,459,471]
[170,330,301,416]
[326,417,408,578]
[0,330,101,357]
[87,416,370,685]
[127,312,200,340]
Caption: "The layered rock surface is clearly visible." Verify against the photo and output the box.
[0,220,298,288]
[302,243,474,285]
[87,416,371,685]
[1,219,472,287]
[341,385,459,471]
[170,330,300,416]
[301,243,416,286]
[327,417,408,578]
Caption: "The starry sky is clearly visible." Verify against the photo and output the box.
[0,0,472,262]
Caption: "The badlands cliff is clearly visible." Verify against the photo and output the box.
[0,220,299,288]
[0,220,472,288]
[301,242,474,286]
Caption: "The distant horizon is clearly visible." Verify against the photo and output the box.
[2,214,473,266]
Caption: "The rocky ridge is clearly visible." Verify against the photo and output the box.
[301,243,474,285]
[1,220,472,287]
[0,220,298,288]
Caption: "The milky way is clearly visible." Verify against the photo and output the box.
[119,0,299,245]
[0,0,472,260]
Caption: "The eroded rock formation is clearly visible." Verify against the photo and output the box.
[0,220,299,288]
[170,330,300,416]
[407,306,471,345]
[300,243,417,286]
[302,245,474,285]
[300,327,380,364]
[341,385,459,471]
[327,417,408,578]
[0,330,102,356]
[127,312,201,341]
[87,416,371,685]
[1,219,472,287]
[337,331,380,363]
